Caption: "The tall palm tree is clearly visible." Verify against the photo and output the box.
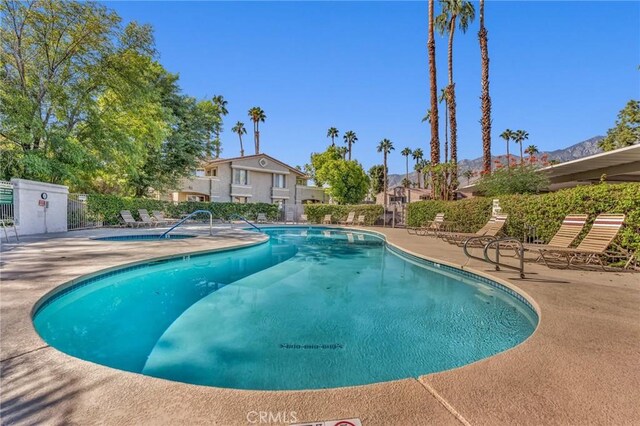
[435,0,475,180]
[479,0,492,174]
[327,127,339,146]
[499,129,513,169]
[438,88,449,162]
[377,139,395,207]
[525,144,539,162]
[212,95,228,158]
[248,107,266,154]
[412,148,424,188]
[514,129,529,165]
[337,146,348,160]
[428,0,440,165]
[401,147,413,188]
[231,121,247,157]
[462,169,474,185]
[343,130,358,160]
[421,109,431,124]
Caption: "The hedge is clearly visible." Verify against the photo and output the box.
[87,194,280,225]
[406,183,640,255]
[303,204,383,226]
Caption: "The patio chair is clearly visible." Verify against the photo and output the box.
[339,211,356,226]
[441,214,508,246]
[120,210,146,228]
[299,214,308,224]
[256,213,268,223]
[152,210,180,225]
[139,209,165,227]
[416,213,446,237]
[537,214,628,269]
[322,214,332,224]
[285,211,294,224]
[356,215,365,226]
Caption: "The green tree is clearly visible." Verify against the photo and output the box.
[377,138,394,207]
[327,127,339,146]
[525,144,539,162]
[343,130,358,160]
[248,106,266,154]
[232,121,247,157]
[462,169,474,185]
[599,100,640,151]
[401,147,412,189]
[412,148,424,188]
[499,129,514,169]
[436,0,475,175]
[368,164,386,195]
[513,129,529,165]
[318,160,369,204]
[197,99,220,158]
[475,164,549,196]
[211,95,228,158]
[304,145,343,186]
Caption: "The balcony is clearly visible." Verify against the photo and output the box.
[271,187,290,199]
[230,184,252,197]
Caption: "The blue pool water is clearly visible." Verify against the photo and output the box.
[93,234,195,241]
[33,227,537,390]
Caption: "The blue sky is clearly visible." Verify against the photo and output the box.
[106,1,640,174]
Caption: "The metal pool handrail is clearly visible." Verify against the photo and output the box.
[160,210,213,237]
[232,215,262,232]
[463,236,525,279]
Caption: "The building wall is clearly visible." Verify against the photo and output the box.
[11,178,68,235]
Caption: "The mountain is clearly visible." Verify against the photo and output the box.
[386,136,604,187]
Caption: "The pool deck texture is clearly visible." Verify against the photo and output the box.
[1,225,639,425]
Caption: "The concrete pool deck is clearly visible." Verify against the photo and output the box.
[1,225,639,425]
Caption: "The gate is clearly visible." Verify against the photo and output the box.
[67,194,103,230]
[0,180,14,222]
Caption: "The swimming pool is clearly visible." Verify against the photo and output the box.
[33,227,537,390]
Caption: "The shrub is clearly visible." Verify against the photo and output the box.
[303,204,383,226]
[407,183,640,255]
[88,194,279,225]
[475,165,549,196]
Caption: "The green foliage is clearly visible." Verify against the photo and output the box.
[319,160,370,205]
[475,164,549,196]
[599,100,640,151]
[407,183,640,255]
[87,194,279,225]
[368,165,386,194]
[303,204,384,226]
[304,145,343,186]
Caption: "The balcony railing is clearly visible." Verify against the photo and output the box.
[271,187,290,199]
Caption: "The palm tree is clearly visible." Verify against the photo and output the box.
[401,147,412,189]
[377,139,395,207]
[499,129,513,169]
[514,129,529,165]
[232,121,247,157]
[421,109,431,124]
[479,0,492,174]
[412,148,424,188]
[462,169,474,185]
[327,127,339,146]
[436,0,475,180]
[212,95,228,158]
[248,107,266,154]
[428,0,440,165]
[343,130,358,160]
[525,144,539,162]
[337,146,348,160]
[438,88,449,162]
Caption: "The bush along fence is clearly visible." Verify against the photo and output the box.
[303,204,384,226]
[87,194,280,225]
[407,183,640,257]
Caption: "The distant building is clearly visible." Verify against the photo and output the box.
[374,186,432,205]
[164,153,327,207]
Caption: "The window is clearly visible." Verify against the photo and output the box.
[296,177,307,186]
[273,174,286,188]
[187,194,206,202]
[206,167,218,177]
[195,168,205,177]
[233,169,249,185]
[233,196,247,204]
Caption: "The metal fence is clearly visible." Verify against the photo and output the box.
[0,180,14,222]
[68,194,103,230]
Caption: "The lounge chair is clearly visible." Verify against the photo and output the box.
[120,210,146,228]
[139,209,164,227]
[441,214,508,246]
[416,213,446,237]
[356,215,365,226]
[256,213,268,223]
[152,210,180,225]
[339,211,356,226]
[537,214,627,269]
[322,214,332,224]
[299,214,308,224]
[285,211,294,224]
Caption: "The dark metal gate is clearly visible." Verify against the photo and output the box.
[67,194,102,230]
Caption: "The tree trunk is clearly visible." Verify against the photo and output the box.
[239,134,244,157]
[428,0,440,167]
[348,143,352,160]
[506,139,510,170]
[448,17,458,189]
[383,154,388,208]
[479,0,492,175]
[520,143,524,165]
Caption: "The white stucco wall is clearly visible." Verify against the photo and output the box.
[11,178,68,235]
